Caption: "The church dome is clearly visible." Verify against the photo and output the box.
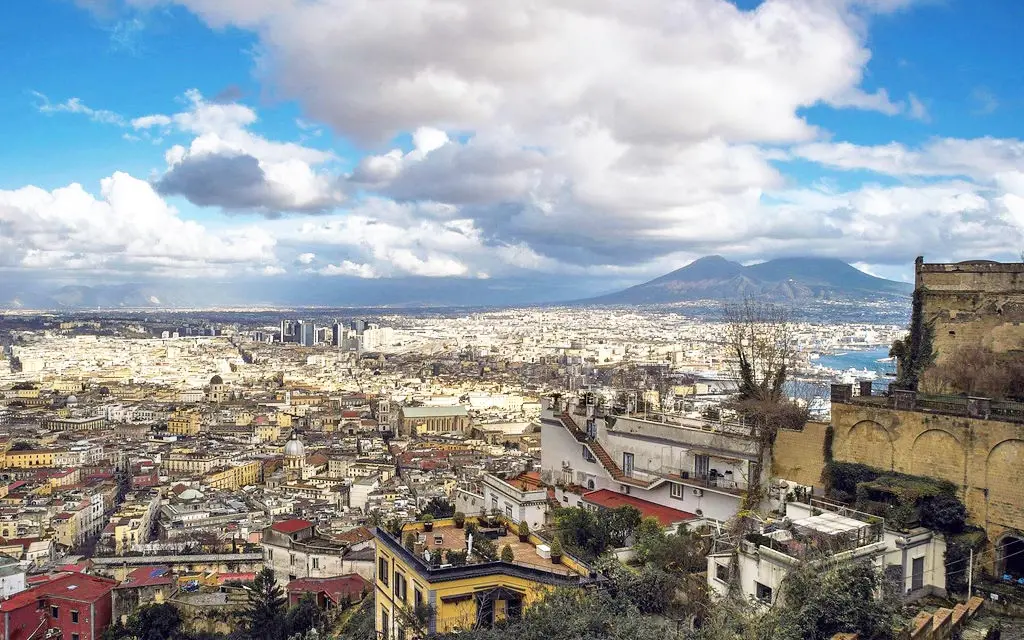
[284,430,305,458]
[210,375,224,385]
[66,395,78,405]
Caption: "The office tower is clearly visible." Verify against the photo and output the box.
[280,319,296,343]
[299,321,316,347]
[351,319,367,335]
[332,322,346,347]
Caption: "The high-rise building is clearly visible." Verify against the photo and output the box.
[299,321,316,347]
[332,322,347,347]
[280,319,297,343]
[351,319,367,335]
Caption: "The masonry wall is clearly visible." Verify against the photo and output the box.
[915,259,1024,362]
[772,421,828,488]
[830,402,1024,555]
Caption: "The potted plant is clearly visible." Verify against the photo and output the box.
[549,537,563,565]
[453,512,465,529]
[501,544,515,563]
[422,514,434,532]
[517,520,530,543]
[404,532,416,550]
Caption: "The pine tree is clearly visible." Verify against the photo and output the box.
[244,568,286,640]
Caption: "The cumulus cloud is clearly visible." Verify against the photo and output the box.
[33,0,1021,285]
[143,89,343,213]
[0,172,279,277]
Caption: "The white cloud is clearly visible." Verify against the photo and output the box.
[0,172,278,277]
[32,92,126,126]
[908,93,930,122]
[148,90,343,213]
[319,261,378,278]
[296,252,316,264]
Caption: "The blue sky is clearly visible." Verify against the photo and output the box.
[0,0,1022,303]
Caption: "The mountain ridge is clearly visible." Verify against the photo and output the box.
[584,256,912,304]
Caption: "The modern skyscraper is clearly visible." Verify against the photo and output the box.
[280,319,297,343]
[299,321,316,347]
[332,321,346,347]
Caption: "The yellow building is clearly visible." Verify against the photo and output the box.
[373,519,593,639]
[168,410,203,436]
[255,423,281,443]
[204,460,262,491]
[2,449,57,468]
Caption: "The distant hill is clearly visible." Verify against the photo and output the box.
[585,256,912,304]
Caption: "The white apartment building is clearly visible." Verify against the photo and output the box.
[539,395,766,523]
[454,473,548,532]
[706,500,947,606]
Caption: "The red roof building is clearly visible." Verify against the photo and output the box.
[270,519,314,535]
[0,573,117,640]
[582,489,697,527]
[286,575,370,608]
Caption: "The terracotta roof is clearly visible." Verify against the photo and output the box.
[336,527,373,545]
[118,566,172,588]
[582,489,697,527]
[286,575,369,604]
[271,519,314,534]
[0,573,117,611]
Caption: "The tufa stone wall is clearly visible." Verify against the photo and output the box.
[772,421,829,488]
[831,401,1024,567]
[915,257,1024,363]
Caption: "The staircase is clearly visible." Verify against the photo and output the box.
[557,413,653,488]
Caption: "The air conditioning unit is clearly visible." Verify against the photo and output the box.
[692,488,704,497]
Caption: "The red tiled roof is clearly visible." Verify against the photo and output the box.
[582,489,696,527]
[336,527,373,545]
[118,566,172,588]
[56,561,91,573]
[286,575,369,604]
[1,573,117,611]
[271,519,314,534]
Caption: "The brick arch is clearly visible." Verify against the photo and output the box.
[837,420,893,469]
[986,439,1024,529]
[910,429,964,486]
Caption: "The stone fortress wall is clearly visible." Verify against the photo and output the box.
[915,257,1024,362]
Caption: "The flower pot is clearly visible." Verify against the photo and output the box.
[454,521,464,529]
[518,534,529,543]
[551,554,562,565]
[423,523,433,532]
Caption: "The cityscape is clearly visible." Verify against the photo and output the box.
[2,0,1023,639]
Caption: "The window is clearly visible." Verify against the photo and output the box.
[715,563,730,583]
[378,558,389,586]
[71,611,79,623]
[670,483,685,500]
[311,556,319,569]
[491,497,498,512]
[414,588,423,608]
[505,505,513,518]
[393,571,407,602]
[694,454,710,478]
[582,447,596,463]
[51,606,58,619]
[755,582,772,603]
[72,635,79,640]
[266,549,273,562]
[290,553,296,567]
[381,610,389,640]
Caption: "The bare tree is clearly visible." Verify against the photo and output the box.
[723,299,808,510]
[724,298,794,404]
